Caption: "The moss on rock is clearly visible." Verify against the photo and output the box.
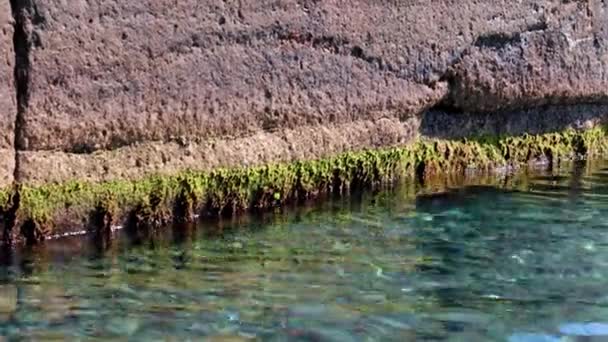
[7,125,608,242]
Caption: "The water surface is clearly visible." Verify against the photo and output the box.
[2,161,608,341]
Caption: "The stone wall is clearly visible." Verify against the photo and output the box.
[1,0,608,242]
[7,0,606,186]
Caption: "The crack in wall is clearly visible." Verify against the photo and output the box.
[433,19,555,114]
[170,23,401,76]
[5,0,35,244]
[9,0,32,182]
[473,21,548,49]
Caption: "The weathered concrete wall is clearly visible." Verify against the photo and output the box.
[11,0,607,186]
[0,0,15,188]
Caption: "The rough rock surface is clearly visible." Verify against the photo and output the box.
[445,1,608,112]
[0,0,607,243]
[0,0,15,188]
[18,0,454,153]
[18,117,420,186]
[0,1,605,185]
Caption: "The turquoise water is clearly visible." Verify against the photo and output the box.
[2,162,608,341]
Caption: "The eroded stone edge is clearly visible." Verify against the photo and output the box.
[10,117,608,244]
[16,117,420,186]
[8,117,419,242]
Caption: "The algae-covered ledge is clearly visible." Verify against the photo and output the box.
[3,123,608,245]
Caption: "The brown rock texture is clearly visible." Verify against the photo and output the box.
[0,0,607,243]
[18,117,420,186]
[445,1,608,112]
[10,0,608,186]
[17,0,453,154]
[0,0,15,188]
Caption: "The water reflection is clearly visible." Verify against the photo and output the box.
[1,161,608,340]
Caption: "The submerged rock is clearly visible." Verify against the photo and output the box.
[558,322,608,336]
[508,333,561,342]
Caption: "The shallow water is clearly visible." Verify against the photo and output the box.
[2,161,608,341]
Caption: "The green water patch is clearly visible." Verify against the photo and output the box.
[7,125,608,243]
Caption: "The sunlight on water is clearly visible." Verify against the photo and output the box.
[2,161,608,341]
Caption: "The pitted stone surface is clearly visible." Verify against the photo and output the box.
[445,1,608,112]
[14,0,573,154]
[0,0,15,187]
[17,117,421,186]
[17,0,451,153]
[3,0,608,185]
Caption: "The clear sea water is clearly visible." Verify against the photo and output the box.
[2,161,608,341]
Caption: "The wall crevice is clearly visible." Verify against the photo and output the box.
[9,0,32,181]
[5,0,34,244]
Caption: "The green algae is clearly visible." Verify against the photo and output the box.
[0,188,12,211]
[12,125,608,237]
